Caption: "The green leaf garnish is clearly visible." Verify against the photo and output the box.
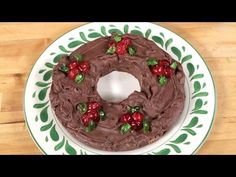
[120,123,131,135]
[85,120,96,132]
[75,73,84,83]
[58,64,69,73]
[128,46,136,56]
[142,118,150,134]
[127,105,132,112]
[99,109,106,121]
[170,62,178,70]
[114,34,122,42]
[133,106,140,112]
[74,53,83,62]
[159,76,167,86]
[77,103,87,114]
[147,58,158,67]
[106,46,116,54]
[127,105,141,113]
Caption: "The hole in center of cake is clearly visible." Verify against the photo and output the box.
[97,71,141,103]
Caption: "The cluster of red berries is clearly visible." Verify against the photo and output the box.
[147,58,178,86]
[77,101,106,132]
[119,106,150,134]
[59,54,90,83]
[107,34,136,55]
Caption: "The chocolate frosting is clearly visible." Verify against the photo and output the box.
[49,34,185,151]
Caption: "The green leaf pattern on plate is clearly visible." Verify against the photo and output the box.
[40,106,49,122]
[184,117,198,128]
[181,55,192,64]
[38,87,49,101]
[193,81,201,94]
[130,30,143,36]
[88,32,103,38]
[166,144,181,153]
[43,70,52,81]
[145,29,151,38]
[108,29,123,35]
[170,133,188,144]
[45,62,54,68]
[187,63,195,77]
[101,26,107,36]
[152,36,164,47]
[160,32,164,38]
[53,54,66,63]
[171,46,182,60]
[124,24,129,34]
[59,45,70,53]
[39,69,46,74]
[50,124,59,142]
[68,40,84,48]
[65,140,77,155]
[33,101,48,109]
[32,91,36,98]
[40,120,53,131]
[36,82,51,87]
[54,137,65,151]
[153,148,170,155]
[165,38,173,50]
[182,129,196,136]
[80,32,89,42]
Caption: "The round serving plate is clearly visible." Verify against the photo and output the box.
[24,22,216,155]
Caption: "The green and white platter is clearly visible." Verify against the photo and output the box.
[24,22,216,155]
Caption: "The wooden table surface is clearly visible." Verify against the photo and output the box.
[0,22,235,155]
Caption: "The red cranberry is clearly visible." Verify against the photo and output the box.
[132,112,144,122]
[81,114,90,127]
[121,38,131,46]
[120,113,133,124]
[115,38,131,55]
[78,61,90,73]
[159,60,170,67]
[87,110,99,122]
[116,42,127,55]
[151,65,164,76]
[68,68,79,80]
[131,121,143,130]
[87,101,101,111]
[68,61,78,70]
[164,67,174,78]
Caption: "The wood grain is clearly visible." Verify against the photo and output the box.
[0,22,235,154]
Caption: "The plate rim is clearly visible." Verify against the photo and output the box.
[23,22,217,155]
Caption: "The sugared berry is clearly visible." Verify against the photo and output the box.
[81,114,90,127]
[88,101,101,111]
[68,61,78,70]
[68,68,79,80]
[131,121,143,130]
[115,38,131,55]
[87,110,99,122]
[120,113,133,124]
[116,42,127,55]
[122,38,131,46]
[164,67,174,78]
[159,59,170,67]
[151,65,164,76]
[78,61,90,73]
[132,112,144,122]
